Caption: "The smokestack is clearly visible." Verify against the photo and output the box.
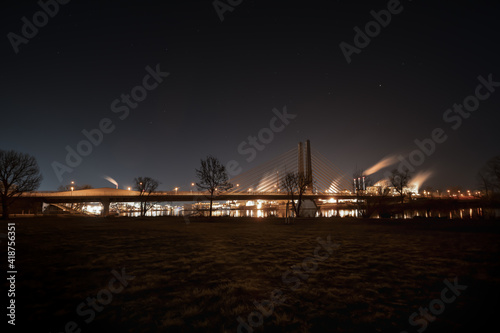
[362,176,365,191]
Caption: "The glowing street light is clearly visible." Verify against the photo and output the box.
[174,187,179,194]
[127,187,131,191]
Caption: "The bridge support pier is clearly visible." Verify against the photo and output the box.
[101,199,110,216]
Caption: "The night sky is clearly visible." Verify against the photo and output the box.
[1,0,499,192]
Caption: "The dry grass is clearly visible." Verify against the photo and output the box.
[3,216,500,332]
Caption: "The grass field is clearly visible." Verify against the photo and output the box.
[3,216,500,332]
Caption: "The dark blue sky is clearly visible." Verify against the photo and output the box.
[1,0,499,191]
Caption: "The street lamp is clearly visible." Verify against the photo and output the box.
[174,187,179,195]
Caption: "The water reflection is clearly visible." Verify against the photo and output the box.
[180,207,495,219]
[121,210,182,217]
[109,206,499,219]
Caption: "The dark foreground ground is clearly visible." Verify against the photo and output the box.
[2,216,500,332]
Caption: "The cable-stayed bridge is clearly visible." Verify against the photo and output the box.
[228,140,352,194]
[21,141,355,215]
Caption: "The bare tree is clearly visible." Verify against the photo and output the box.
[280,172,308,218]
[134,177,160,216]
[389,168,411,204]
[477,155,500,199]
[195,155,233,217]
[0,150,43,219]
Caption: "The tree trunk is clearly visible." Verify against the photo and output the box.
[400,193,405,218]
[289,193,297,217]
[1,199,8,219]
[296,193,303,218]
[210,195,213,217]
[209,192,213,217]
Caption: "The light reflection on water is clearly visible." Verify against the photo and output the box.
[178,207,492,219]
[68,203,500,219]
[113,207,499,219]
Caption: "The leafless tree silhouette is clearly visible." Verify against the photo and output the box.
[134,177,160,216]
[389,168,412,205]
[195,156,232,217]
[0,150,42,219]
[477,155,500,199]
[280,172,309,217]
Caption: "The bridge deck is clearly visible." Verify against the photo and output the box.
[21,188,359,203]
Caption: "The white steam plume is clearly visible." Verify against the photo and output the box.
[103,175,118,189]
[363,155,398,176]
